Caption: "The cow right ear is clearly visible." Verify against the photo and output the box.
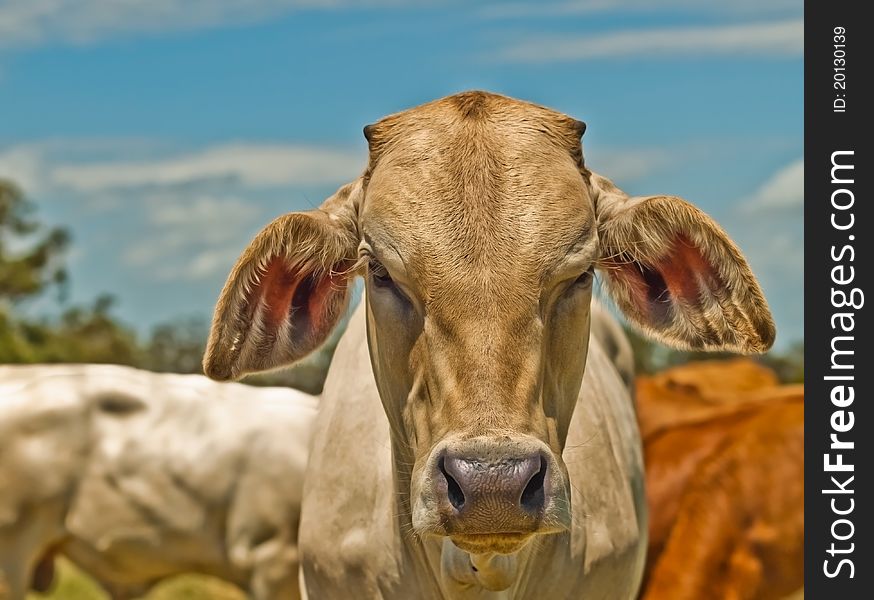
[590,173,775,354]
[203,180,362,381]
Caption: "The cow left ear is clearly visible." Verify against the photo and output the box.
[203,179,362,381]
[591,173,775,353]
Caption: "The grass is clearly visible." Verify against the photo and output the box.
[28,559,245,600]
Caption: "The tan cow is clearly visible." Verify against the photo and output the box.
[0,364,315,600]
[204,91,775,598]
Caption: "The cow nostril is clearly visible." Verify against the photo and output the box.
[439,457,466,510]
[520,456,547,512]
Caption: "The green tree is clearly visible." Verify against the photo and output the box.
[1,181,141,366]
[4,295,141,365]
[0,179,69,305]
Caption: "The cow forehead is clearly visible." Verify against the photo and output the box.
[360,92,596,292]
[363,91,586,160]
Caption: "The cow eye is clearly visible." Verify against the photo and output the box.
[368,259,395,287]
[567,269,594,292]
[368,259,414,307]
[371,257,414,294]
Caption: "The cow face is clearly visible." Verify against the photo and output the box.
[203,91,775,556]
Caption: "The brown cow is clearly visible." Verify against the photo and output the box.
[638,361,803,600]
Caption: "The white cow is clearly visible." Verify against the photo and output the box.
[204,91,775,598]
[0,364,315,600]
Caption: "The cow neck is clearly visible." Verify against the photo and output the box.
[388,437,446,594]
[388,439,531,597]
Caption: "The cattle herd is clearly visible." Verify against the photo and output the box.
[1,92,802,600]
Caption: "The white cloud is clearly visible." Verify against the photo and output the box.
[0,138,161,194]
[479,0,801,20]
[0,145,44,193]
[741,158,803,212]
[50,144,364,192]
[0,140,364,195]
[0,0,391,49]
[490,19,802,63]
[122,193,263,281]
[149,195,259,226]
[91,142,362,282]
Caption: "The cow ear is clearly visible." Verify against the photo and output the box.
[591,173,775,353]
[203,180,362,381]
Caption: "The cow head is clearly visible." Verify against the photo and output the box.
[203,91,774,556]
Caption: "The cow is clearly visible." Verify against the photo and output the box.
[638,368,803,599]
[203,90,775,599]
[0,364,316,600]
[636,358,783,442]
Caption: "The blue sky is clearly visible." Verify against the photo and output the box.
[0,0,803,347]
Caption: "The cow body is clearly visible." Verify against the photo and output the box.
[642,398,803,600]
[0,364,315,600]
[299,303,646,599]
[637,361,804,600]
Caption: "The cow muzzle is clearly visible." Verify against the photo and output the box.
[414,436,571,554]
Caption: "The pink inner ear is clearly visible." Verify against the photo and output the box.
[606,235,720,324]
[307,270,347,332]
[254,257,348,335]
[656,235,720,303]
[258,259,304,328]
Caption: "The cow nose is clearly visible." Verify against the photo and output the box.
[438,452,548,521]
